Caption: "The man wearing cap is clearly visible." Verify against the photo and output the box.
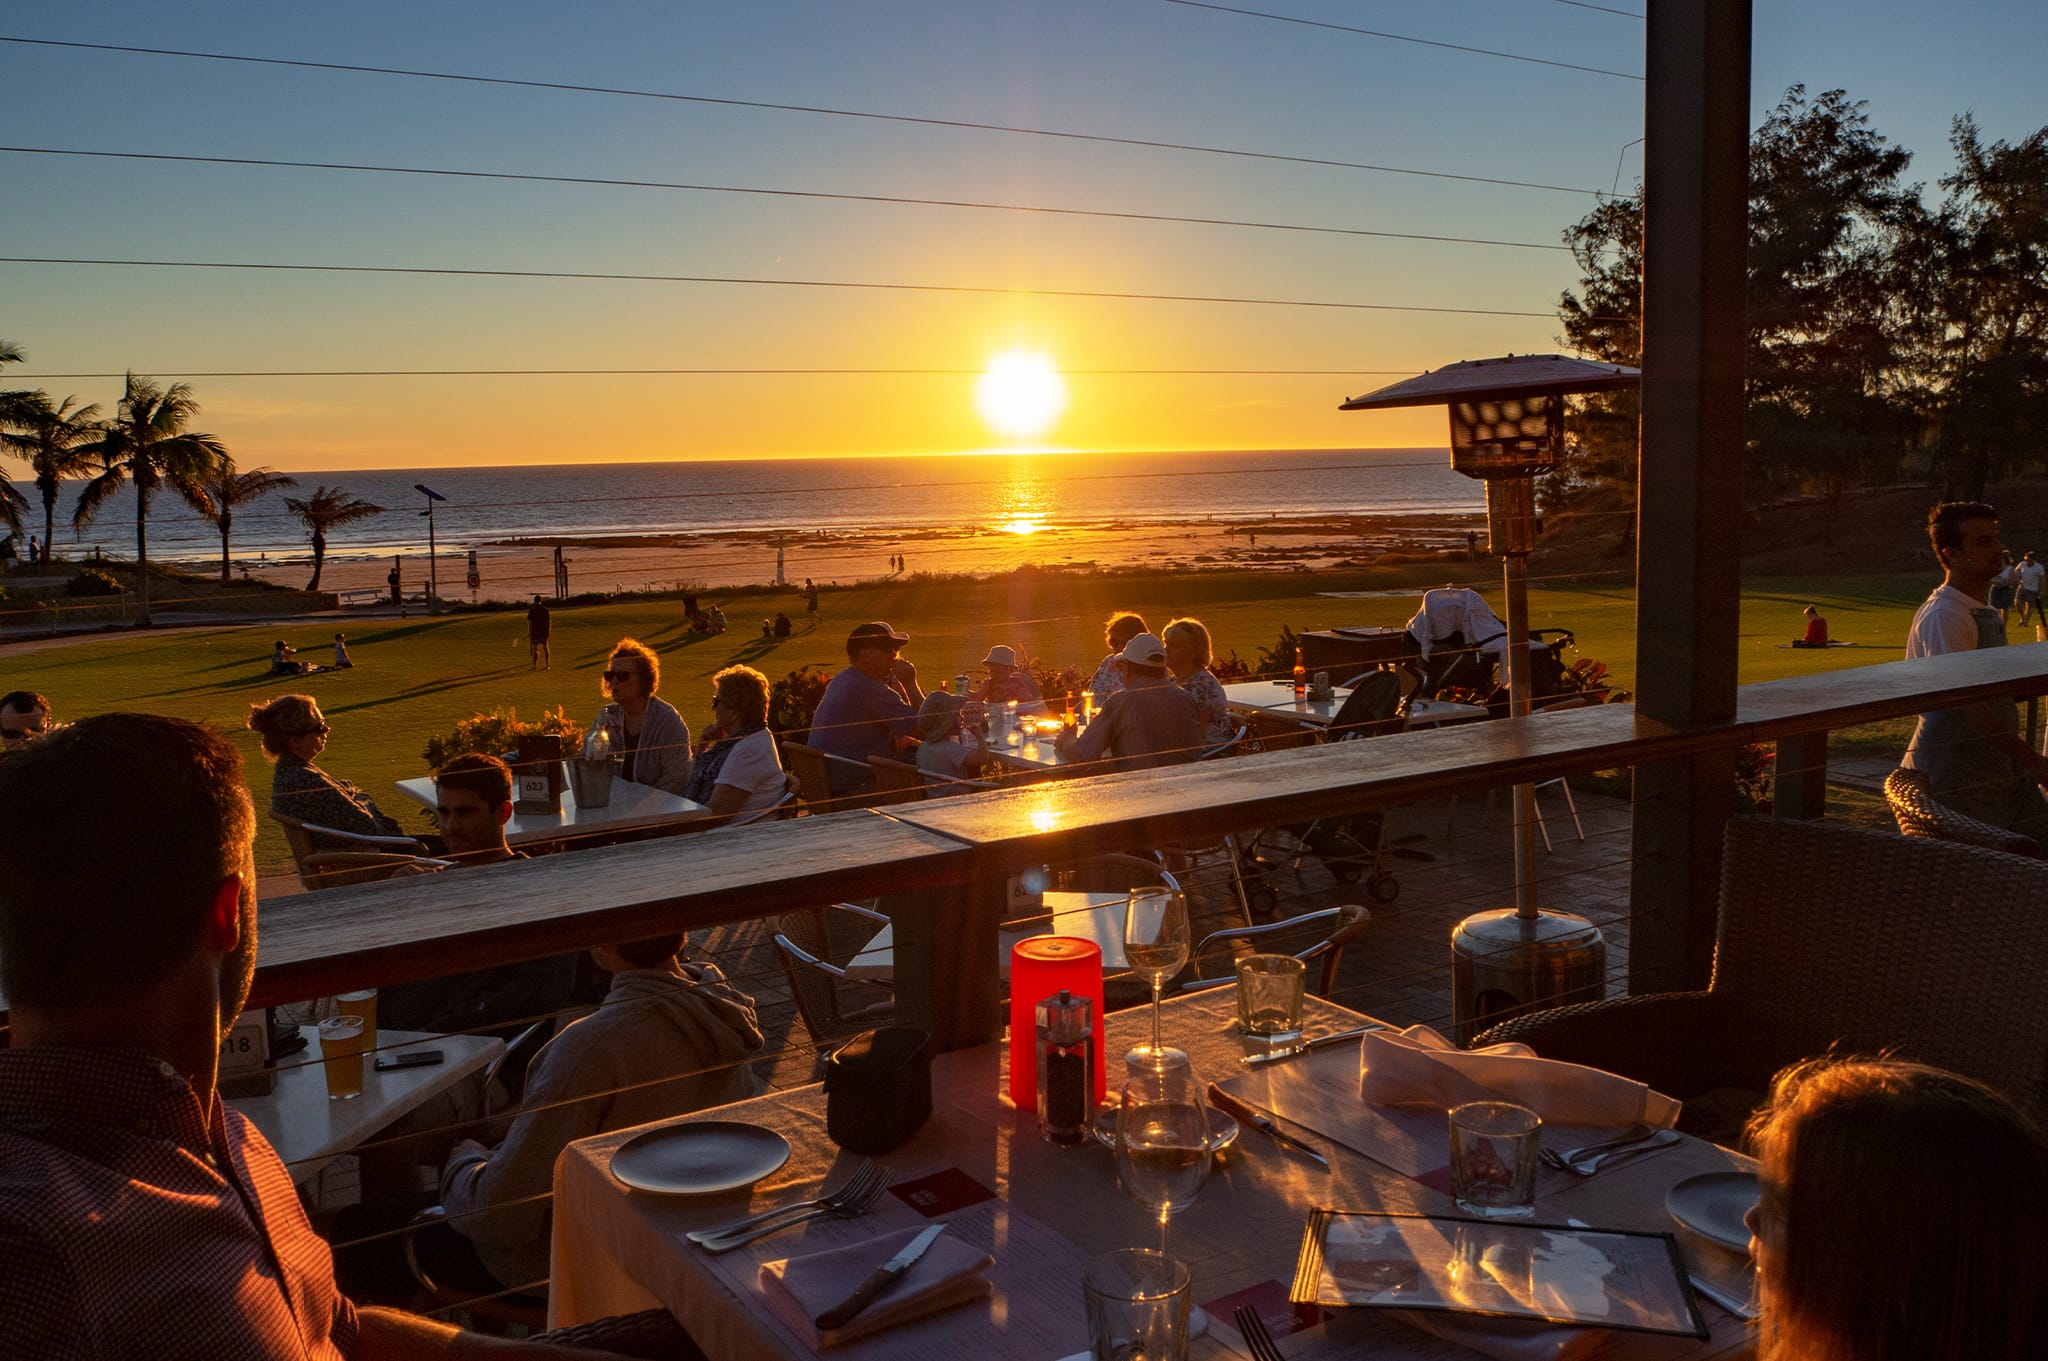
[809,621,926,795]
[976,644,1049,715]
[1055,632,1201,772]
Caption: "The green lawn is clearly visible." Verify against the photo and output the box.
[0,565,1941,870]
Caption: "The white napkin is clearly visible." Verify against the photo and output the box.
[759,1225,995,1348]
[1358,1025,1680,1131]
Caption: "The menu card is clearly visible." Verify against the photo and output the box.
[1290,1211,1707,1339]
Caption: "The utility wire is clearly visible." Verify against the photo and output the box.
[11,368,1416,380]
[0,146,1570,254]
[1544,0,1643,18]
[0,36,1608,198]
[1154,1,1641,80]
[0,256,1570,319]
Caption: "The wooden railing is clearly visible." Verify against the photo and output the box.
[11,646,2044,1037]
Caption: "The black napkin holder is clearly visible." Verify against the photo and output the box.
[824,1026,932,1154]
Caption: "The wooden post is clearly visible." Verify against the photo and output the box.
[1629,1,1751,992]
[1773,734,1828,821]
[884,855,1005,1052]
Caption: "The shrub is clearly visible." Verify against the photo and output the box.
[768,664,834,740]
[1254,623,1303,675]
[65,567,124,598]
[422,705,583,770]
[1031,663,1089,708]
[1210,649,1254,681]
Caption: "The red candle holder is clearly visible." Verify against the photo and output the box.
[1009,937,1105,1110]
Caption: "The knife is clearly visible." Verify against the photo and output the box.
[1206,1084,1329,1168]
[1240,1024,1383,1067]
[814,1223,948,1331]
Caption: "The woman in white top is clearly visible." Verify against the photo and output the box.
[686,664,786,817]
[1163,617,1234,748]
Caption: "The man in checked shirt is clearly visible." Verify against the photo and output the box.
[0,714,638,1360]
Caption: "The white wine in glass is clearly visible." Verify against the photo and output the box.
[1124,889,1189,1058]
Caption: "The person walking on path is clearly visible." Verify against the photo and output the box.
[804,577,820,623]
[1990,551,2019,622]
[1902,502,2048,840]
[527,594,552,670]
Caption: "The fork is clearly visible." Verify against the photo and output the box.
[691,1164,894,1253]
[1541,1129,1681,1176]
[685,1159,883,1249]
[1234,1304,1287,1361]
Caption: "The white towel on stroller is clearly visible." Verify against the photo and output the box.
[1406,587,1507,659]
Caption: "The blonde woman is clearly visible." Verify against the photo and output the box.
[247,694,402,842]
[592,638,694,795]
[1163,617,1233,748]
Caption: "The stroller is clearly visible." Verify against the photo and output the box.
[1242,671,1404,905]
[1405,586,1579,715]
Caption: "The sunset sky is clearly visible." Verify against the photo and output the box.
[3,1,2041,471]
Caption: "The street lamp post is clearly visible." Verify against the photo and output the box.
[416,484,447,611]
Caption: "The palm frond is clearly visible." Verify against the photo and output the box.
[72,466,126,528]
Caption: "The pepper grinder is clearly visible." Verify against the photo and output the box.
[1036,989,1094,1145]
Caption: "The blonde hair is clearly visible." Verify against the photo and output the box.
[1162,617,1213,668]
[606,638,661,695]
[1746,1057,2048,1361]
[245,694,323,759]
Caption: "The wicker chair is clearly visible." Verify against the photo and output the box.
[1476,816,2048,1122]
[866,754,929,804]
[1883,765,2040,857]
[270,811,440,890]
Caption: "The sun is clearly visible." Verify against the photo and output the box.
[975,349,1068,440]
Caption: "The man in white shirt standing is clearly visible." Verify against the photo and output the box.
[1903,502,2048,839]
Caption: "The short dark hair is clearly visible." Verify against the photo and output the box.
[0,691,47,717]
[437,752,512,806]
[1927,501,1998,556]
[612,934,685,969]
[0,714,254,1010]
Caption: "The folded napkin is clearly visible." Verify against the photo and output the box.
[760,1225,995,1348]
[1358,1025,1680,1131]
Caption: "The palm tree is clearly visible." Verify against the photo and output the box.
[285,485,386,591]
[1,392,103,557]
[0,340,28,534]
[179,455,296,583]
[72,373,227,625]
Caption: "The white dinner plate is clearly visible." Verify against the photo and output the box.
[1666,1171,1760,1252]
[609,1121,791,1196]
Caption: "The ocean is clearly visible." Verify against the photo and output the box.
[10,448,1476,571]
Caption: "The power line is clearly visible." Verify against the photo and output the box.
[10,367,1418,380]
[0,36,1608,198]
[0,146,1571,253]
[1544,0,1643,18]
[1153,1,1641,81]
[0,257,1570,319]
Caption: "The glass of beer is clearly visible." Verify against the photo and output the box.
[319,1015,366,1101]
[336,989,378,1052]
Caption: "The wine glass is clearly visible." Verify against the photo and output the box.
[1117,1047,1213,1337]
[1124,888,1190,1059]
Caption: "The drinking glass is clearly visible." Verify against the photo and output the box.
[1083,1248,1192,1361]
[318,1015,366,1101]
[1123,889,1189,1058]
[1233,954,1306,1043]
[1449,1101,1541,1218]
[1117,1049,1211,1338]
[336,988,378,1052]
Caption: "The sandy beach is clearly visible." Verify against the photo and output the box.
[236,511,1486,605]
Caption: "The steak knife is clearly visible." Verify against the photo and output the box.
[1206,1084,1329,1168]
[814,1223,948,1330]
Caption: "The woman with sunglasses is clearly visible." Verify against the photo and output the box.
[246,693,403,844]
[592,638,694,796]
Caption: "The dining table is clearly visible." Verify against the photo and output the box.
[549,990,1757,1359]
[394,773,712,846]
[841,891,1135,982]
[1223,680,1490,732]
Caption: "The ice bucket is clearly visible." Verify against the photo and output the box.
[568,755,617,808]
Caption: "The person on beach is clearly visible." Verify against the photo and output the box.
[1789,606,1829,649]
[0,715,635,1361]
[810,621,925,796]
[804,577,820,622]
[1902,502,2048,840]
[246,694,405,847]
[1057,632,1201,773]
[977,644,1048,714]
[684,665,787,819]
[332,631,353,668]
[592,638,693,795]
[915,692,989,795]
[527,594,552,670]
[1743,1056,2048,1361]
[1163,617,1234,748]
[1087,612,1151,705]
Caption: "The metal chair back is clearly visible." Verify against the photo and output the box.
[1180,902,1371,997]
[771,904,896,1048]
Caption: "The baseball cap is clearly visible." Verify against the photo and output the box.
[847,620,910,649]
[1121,632,1168,666]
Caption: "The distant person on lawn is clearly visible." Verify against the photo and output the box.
[247,694,405,847]
[1903,502,2048,840]
[810,621,925,795]
[332,631,354,668]
[1790,605,1829,649]
[527,594,552,670]
[2019,550,2046,627]
[270,639,306,675]
[0,691,52,753]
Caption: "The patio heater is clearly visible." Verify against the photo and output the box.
[1340,355,1639,1043]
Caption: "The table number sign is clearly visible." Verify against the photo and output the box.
[219,1007,276,1097]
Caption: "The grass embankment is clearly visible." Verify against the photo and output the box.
[0,564,1943,870]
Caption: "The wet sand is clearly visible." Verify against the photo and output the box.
[238,512,1484,604]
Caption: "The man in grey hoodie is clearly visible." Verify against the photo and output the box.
[439,934,765,1289]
